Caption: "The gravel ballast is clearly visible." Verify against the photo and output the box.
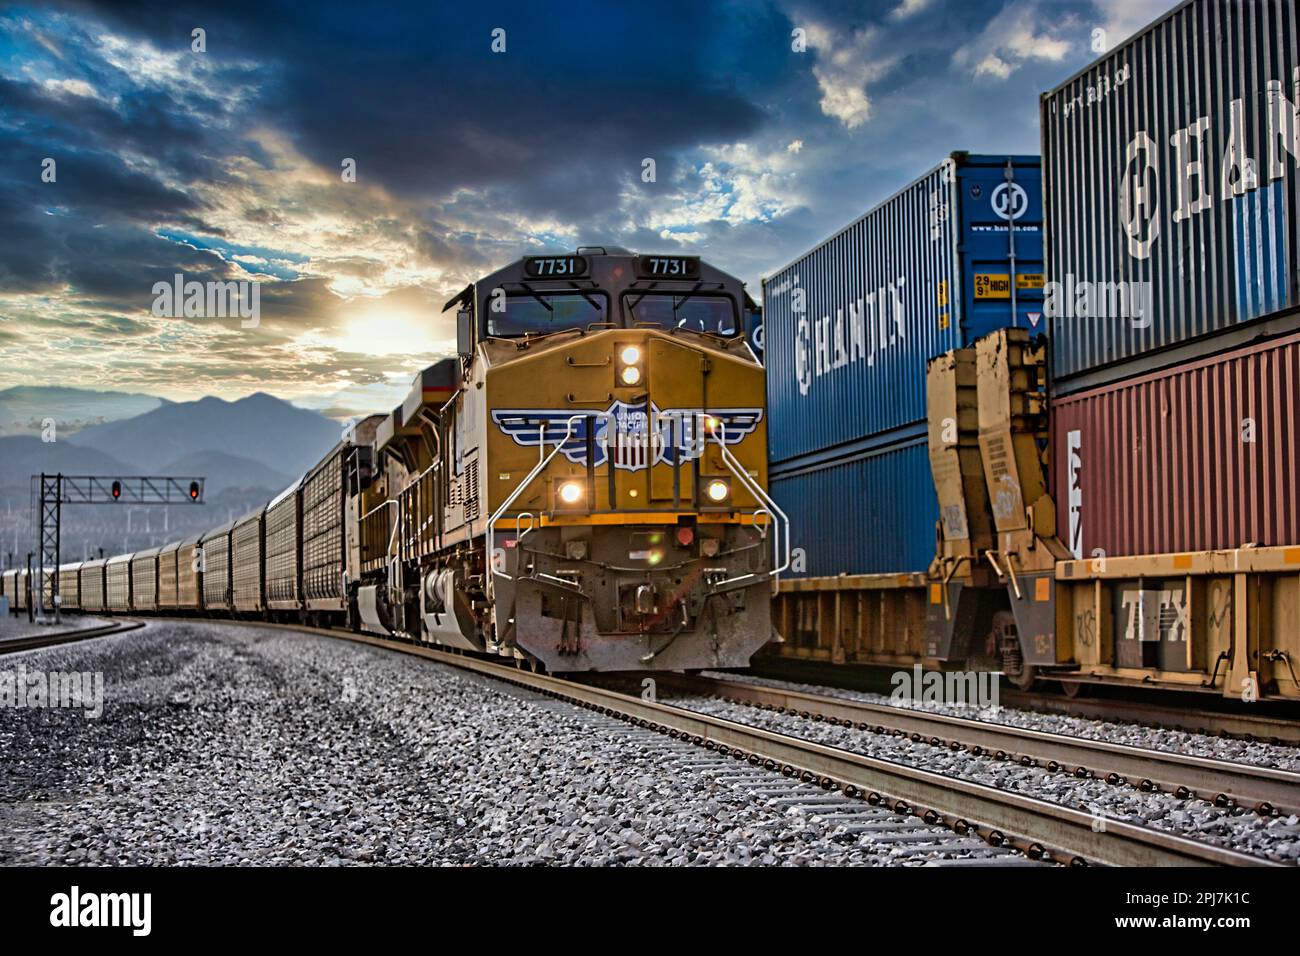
[668,691,1300,864]
[0,620,1028,866]
[703,671,1300,772]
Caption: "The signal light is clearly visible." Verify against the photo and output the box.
[189,481,200,500]
[111,480,121,500]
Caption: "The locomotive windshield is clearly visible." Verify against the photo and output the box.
[487,292,607,336]
[623,293,738,335]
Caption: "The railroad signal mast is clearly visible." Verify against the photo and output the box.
[33,474,206,623]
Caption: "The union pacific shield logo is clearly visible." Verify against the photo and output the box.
[492,401,761,471]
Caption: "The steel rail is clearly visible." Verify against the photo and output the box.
[999,688,1300,747]
[0,619,145,655]
[202,619,1280,867]
[649,673,1300,819]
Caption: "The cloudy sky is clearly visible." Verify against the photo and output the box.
[0,0,1172,418]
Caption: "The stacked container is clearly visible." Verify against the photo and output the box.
[763,153,1044,575]
[1042,0,1299,557]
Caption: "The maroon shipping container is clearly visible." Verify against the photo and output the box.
[1053,328,1300,558]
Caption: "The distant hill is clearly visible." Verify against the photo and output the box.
[0,386,168,436]
[158,450,293,496]
[69,392,342,476]
[0,435,133,489]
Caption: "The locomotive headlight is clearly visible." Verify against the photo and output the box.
[558,481,584,505]
[705,479,730,503]
[616,343,643,387]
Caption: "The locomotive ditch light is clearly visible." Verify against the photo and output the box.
[558,480,584,505]
[705,479,730,503]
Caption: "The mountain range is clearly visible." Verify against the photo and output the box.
[0,390,343,564]
[67,392,343,476]
[0,386,168,436]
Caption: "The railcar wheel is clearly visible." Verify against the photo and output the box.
[1060,680,1087,699]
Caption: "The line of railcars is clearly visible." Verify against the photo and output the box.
[2,247,782,675]
[764,0,1300,701]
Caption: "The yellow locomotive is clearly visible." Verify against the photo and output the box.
[2,248,784,675]
[353,246,785,671]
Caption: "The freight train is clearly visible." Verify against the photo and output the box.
[6,0,1297,702]
[1,247,784,673]
[765,0,1300,702]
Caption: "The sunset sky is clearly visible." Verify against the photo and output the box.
[0,0,1169,418]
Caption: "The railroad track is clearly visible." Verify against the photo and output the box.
[179,618,1283,867]
[748,658,1300,746]
[643,672,1300,820]
[0,618,145,655]
[999,689,1300,747]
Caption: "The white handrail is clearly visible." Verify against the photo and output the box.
[709,417,791,580]
[485,415,584,606]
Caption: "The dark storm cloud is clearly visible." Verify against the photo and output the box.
[55,0,769,220]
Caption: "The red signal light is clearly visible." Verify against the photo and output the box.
[111,480,121,500]
[189,481,200,500]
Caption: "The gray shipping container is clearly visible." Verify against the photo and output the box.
[1043,0,1300,389]
[763,153,1043,464]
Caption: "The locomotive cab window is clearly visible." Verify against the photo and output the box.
[486,292,607,337]
[623,293,738,336]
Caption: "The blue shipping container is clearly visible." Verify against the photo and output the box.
[773,432,938,576]
[763,153,1043,464]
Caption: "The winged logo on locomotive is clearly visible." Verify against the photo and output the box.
[492,402,763,470]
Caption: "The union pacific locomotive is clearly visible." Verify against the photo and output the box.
[2,248,785,673]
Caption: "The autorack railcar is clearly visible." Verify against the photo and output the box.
[106,554,133,613]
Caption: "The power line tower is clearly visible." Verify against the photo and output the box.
[33,474,205,622]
